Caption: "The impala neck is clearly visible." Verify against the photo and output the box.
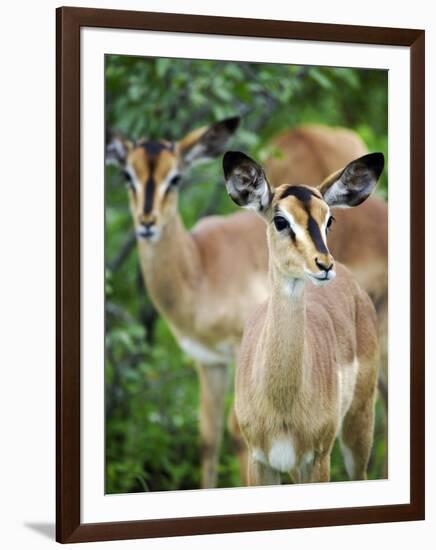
[260,263,308,403]
[136,213,201,324]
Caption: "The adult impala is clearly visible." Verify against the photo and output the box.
[222,150,383,484]
[107,117,269,488]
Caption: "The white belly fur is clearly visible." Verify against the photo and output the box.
[178,337,233,365]
[338,357,359,425]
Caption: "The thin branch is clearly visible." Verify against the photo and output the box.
[136,263,159,344]
[108,231,136,272]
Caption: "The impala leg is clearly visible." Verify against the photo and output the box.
[227,405,249,486]
[377,298,389,478]
[248,455,281,487]
[340,366,377,481]
[197,363,228,489]
[310,452,331,482]
[340,406,375,481]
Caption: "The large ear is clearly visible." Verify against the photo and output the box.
[105,128,133,166]
[222,151,273,214]
[318,152,385,208]
[178,116,240,167]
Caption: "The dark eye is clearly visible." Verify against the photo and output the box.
[273,216,290,232]
[169,174,182,188]
[122,169,135,190]
[326,215,335,231]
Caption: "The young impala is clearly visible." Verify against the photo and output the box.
[265,126,388,409]
[222,150,383,484]
[107,117,269,488]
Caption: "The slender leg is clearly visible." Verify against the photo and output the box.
[296,456,314,484]
[340,404,375,480]
[247,454,281,487]
[340,360,377,481]
[197,363,228,489]
[377,298,389,477]
[227,404,249,486]
[310,452,331,482]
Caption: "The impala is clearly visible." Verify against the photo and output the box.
[106,117,269,488]
[265,125,388,413]
[222,150,383,484]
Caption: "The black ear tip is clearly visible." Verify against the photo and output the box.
[371,152,385,177]
[223,151,239,178]
[364,152,385,177]
[222,150,250,178]
[222,116,240,132]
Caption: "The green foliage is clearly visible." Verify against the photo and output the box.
[105,56,388,494]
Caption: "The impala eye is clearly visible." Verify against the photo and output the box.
[273,216,290,232]
[169,174,182,188]
[326,215,335,231]
[122,169,135,190]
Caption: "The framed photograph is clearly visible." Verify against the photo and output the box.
[56,6,425,543]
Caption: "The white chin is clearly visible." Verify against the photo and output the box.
[311,278,330,287]
[136,229,160,243]
[307,271,336,287]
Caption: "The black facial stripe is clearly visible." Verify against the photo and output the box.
[308,215,328,254]
[278,186,328,252]
[144,175,155,215]
[142,140,174,155]
[140,140,175,212]
[143,141,165,155]
[279,185,318,202]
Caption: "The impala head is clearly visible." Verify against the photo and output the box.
[223,151,384,286]
[106,117,240,242]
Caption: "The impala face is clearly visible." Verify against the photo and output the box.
[123,140,180,242]
[106,117,240,243]
[223,150,384,288]
[269,184,335,285]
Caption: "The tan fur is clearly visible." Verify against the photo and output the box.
[113,124,386,487]
[265,126,388,472]
[265,125,369,185]
[120,131,268,488]
[265,125,388,361]
[235,185,379,485]
[137,211,268,351]
[177,126,209,155]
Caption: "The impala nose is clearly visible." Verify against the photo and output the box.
[142,221,155,229]
[315,258,334,273]
[137,219,156,239]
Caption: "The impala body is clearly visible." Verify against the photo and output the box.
[107,118,268,487]
[223,151,383,484]
[265,126,388,402]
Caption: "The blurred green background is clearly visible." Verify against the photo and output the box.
[105,56,388,494]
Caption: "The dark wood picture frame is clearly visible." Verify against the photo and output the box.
[56,6,425,543]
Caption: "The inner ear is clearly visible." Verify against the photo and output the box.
[318,152,384,208]
[178,116,240,167]
[222,151,273,214]
[106,129,133,167]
